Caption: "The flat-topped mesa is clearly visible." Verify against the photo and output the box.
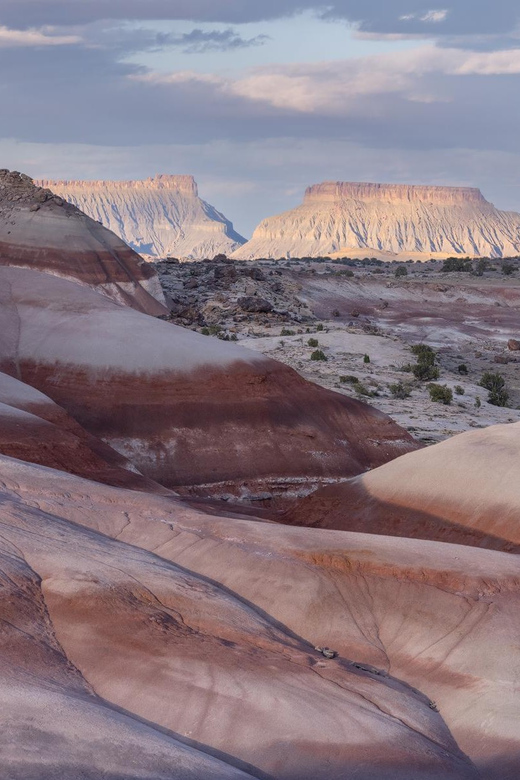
[37,174,199,197]
[304,181,488,206]
[0,169,166,315]
[234,178,520,260]
[37,174,245,259]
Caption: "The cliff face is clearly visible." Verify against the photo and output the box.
[37,175,245,260]
[234,180,520,259]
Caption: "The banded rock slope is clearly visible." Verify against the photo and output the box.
[0,454,483,779]
[0,265,417,499]
[38,174,246,260]
[234,181,520,260]
[0,169,166,315]
[285,421,520,549]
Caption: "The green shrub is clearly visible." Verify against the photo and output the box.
[281,328,295,336]
[308,338,319,347]
[502,262,515,276]
[455,385,465,395]
[457,363,468,375]
[201,327,210,336]
[413,363,440,381]
[411,344,436,365]
[428,384,453,405]
[442,257,472,273]
[310,349,328,362]
[340,375,360,384]
[363,354,371,364]
[395,266,408,278]
[479,372,509,407]
[475,397,482,409]
[316,323,324,332]
[389,382,412,399]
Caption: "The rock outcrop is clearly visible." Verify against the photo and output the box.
[234,180,520,259]
[0,169,166,315]
[37,174,246,260]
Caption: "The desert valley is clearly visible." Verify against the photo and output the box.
[2,2,520,778]
[0,167,519,780]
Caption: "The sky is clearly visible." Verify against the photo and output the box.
[0,1,520,236]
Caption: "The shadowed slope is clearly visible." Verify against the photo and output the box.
[285,422,520,548]
[2,452,518,778]
[0,455,478,780]
[0,266,417,498]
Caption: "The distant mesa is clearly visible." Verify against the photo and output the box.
[233,180,520,260]
[37,174,246,260]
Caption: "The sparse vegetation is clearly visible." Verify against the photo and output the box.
[308,338,319,347]
[395,266,408,278]
[441,257,472,273]
[411,344,440,381]
[389,382,412,399]
[363,354,371,364]
[310,349,328,362]
[457,363,468,375]
[479,371,509,407]
[455,385,465,395]
[428,384,453,405]
[316,323,324,332]
[281,328,295,336]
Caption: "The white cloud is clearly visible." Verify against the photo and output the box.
[0,26,81,47]
[136,44,520,116]
[400,10,449,24]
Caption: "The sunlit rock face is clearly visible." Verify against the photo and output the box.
[234,180,520,259]
[37,174,246,260]
[0,169,167,315]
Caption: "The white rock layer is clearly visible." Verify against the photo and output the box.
[234,181,520,260]
[37,175,246,260]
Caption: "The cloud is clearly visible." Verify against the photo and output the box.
[171,28,269,53]
[0,25,80,46]
[0,1,518,41]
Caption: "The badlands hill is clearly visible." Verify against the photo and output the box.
[0,168,519,778]
[234,181,520,260]
[37,174,246,259]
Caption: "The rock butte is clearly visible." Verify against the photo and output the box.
[0,169,166,315]
[37,174,246,260]
[233,180,520,260]
[0,169,518,779]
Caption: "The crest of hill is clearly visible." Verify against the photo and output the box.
[37,174,246,260]
[233,180,520,260]
[0,169,166,315]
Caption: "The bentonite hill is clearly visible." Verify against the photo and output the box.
[0,168,519,780]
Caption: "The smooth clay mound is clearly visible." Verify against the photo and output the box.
[0,169,166,315]
[0,265,418,499]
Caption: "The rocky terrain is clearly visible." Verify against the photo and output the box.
[0,169,519,779]
[157,255,520,445]
[38,174,245,260]
[233,181,520,260]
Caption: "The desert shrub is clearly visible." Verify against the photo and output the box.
[455,385,465,395]
[458,363,468,375]
[308,338,319,347]
[479,372,509,406]
[201,327,210,336]
[395,266,408,278]
[502,262,515,276]
[413,363,440,381]
[281,328,295,336]
[311,349,328,362]
[316,323,324,332]
[428,384,453,405]
[475,397,482,408]
[441,257,472,273]
[363,354,371,364]
[411,344,436,365]
[389,382,412,399]
[340,375,360,384]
